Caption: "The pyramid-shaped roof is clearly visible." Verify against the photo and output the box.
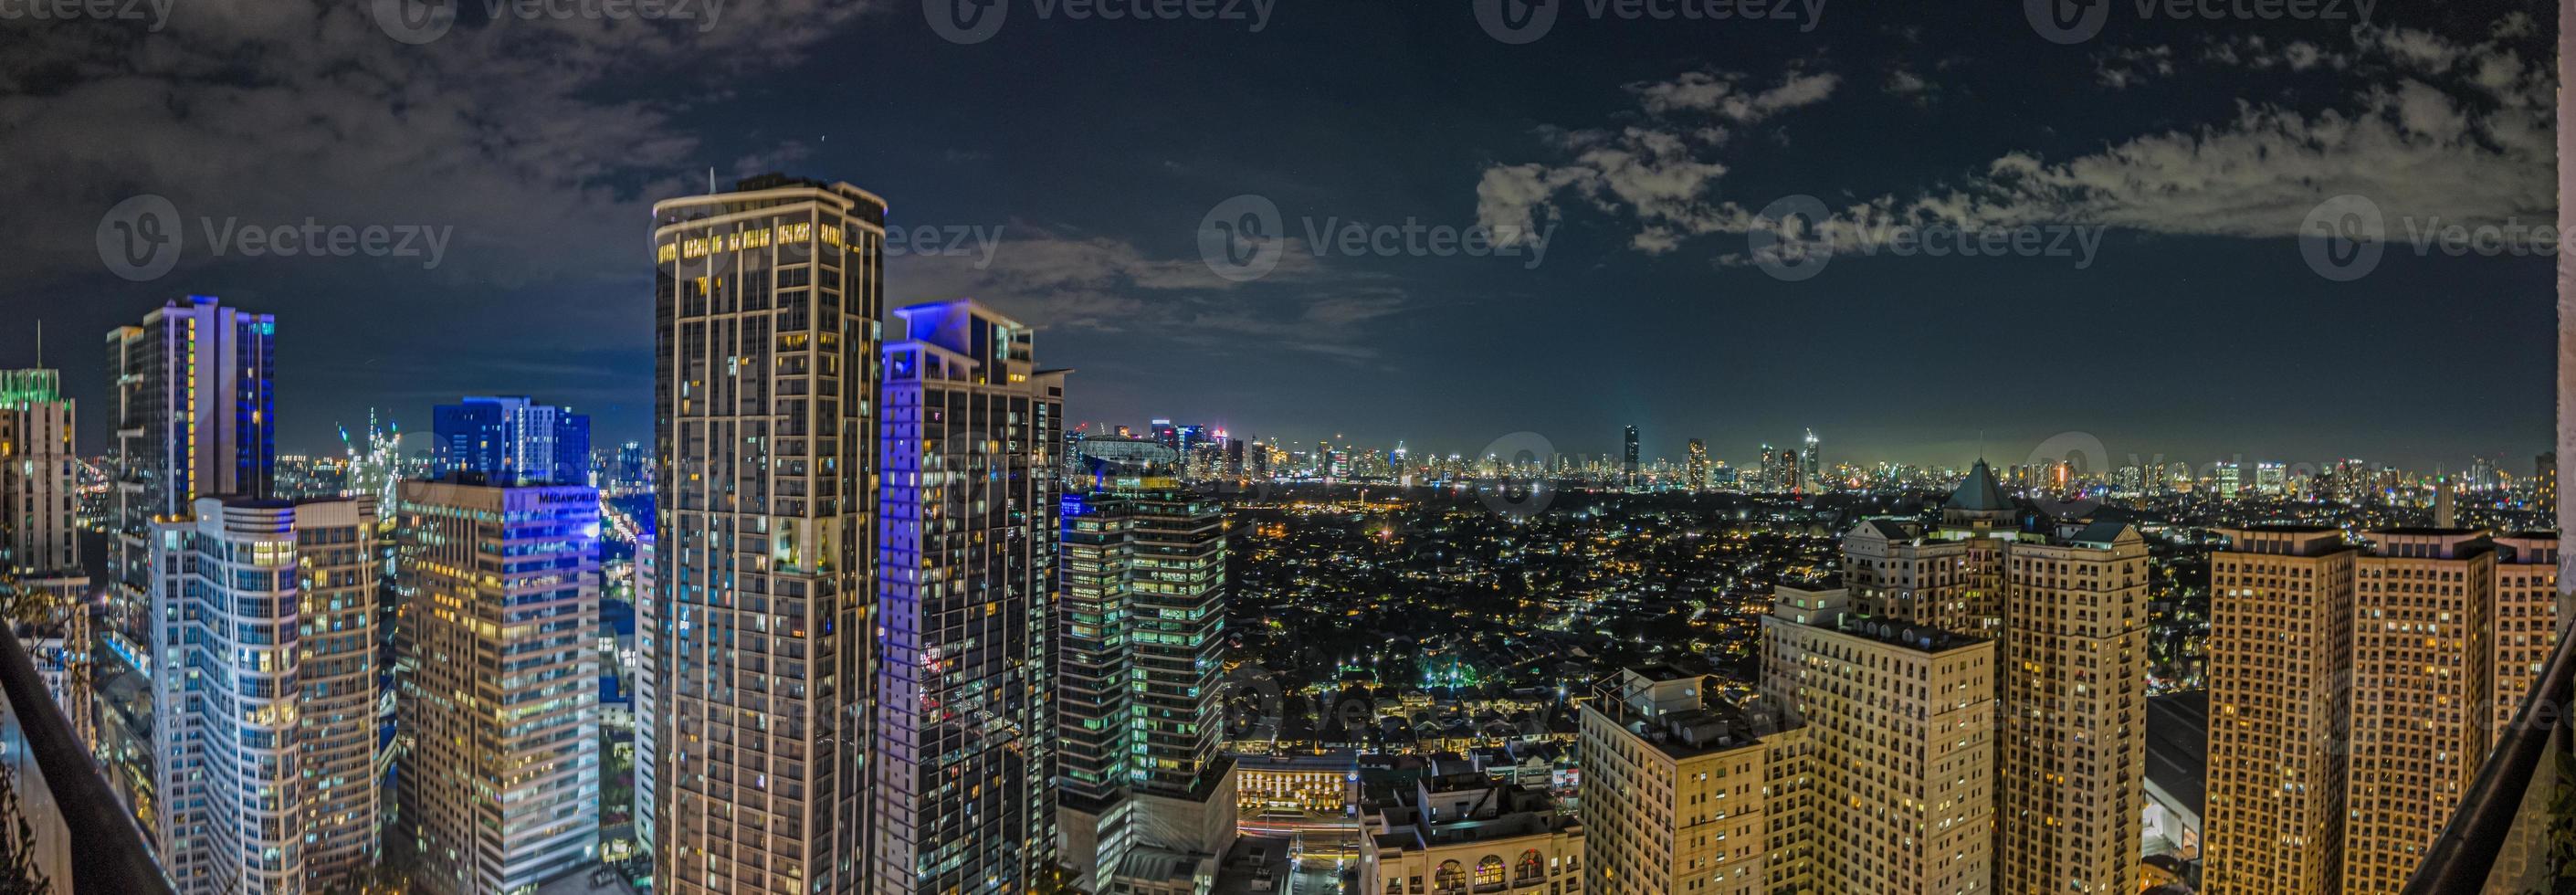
[1946,459,2010,511]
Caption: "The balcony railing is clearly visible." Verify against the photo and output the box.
[0,625,173,895]
[2402,625,2576,894]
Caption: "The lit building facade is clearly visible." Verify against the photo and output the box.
[1578,665,1801,895]
[1761,586,1995,895]
[871,299,1066,894]
[1359,774,1584,895]
[2203,525,2356,895]
[430,395,593,486]
[2343,528,2494,894]
[1057,447,1235,891]
[108,296,276,658]
[0,368,82,595]
[397,478,603,894]
[651,175,884,894]
[149,496,376,895]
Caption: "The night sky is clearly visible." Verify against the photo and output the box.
[0,0,2555,472]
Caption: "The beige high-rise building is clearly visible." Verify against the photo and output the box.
[2206,525,2558,894]
[2490,533,2560,736]
[398,478,603,894]
[1992,521,2149,895]
[1578,664,1804,895]
[2344,528,2496,894]
[651,175,883,894]
[1761,585,1996,895]
[0,368,83,595]
[1842,460,2149,895]
[2203,525,2356,895]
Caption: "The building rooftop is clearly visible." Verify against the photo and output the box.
[1945,459,2010,512]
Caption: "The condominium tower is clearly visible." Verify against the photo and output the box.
[0,368,84,596]
[651,175,885,894]
[871,299,1067,894]
[1057,443,1235,891]
[107,296,276,657]
[149,496,377,895]
[397,477,604,894]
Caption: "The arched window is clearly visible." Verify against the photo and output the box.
[1475,856,1506,886]
[1435,860,1467,892]
[1516,849,1544,880]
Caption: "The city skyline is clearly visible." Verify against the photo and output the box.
[1,1,2556,469]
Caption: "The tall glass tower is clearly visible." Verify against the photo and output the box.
[651,175,884,894]
[1056,442,1235,890]
[871,299,1066,894]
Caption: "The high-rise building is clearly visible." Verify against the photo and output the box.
[1840,459,2147,895]
[2203,525,2357,894]
[871,299,1066,894]
[2342,528,2494,894]
[1578,665,1807,895]
[1799,427,1820,492]
[632,526,660,864]
[2255,461,2287,495]
[2537,452,2558,516]
[397,478,603,895]
[1761,585,1996,895]
[2490,533,2560,737]
[1358,774,1584,895]
[1622,426,1639,488]
[1684,438,1709,492]
[430,395,593,486]
[651,175,884,894]
[1056,446,1235,892]
[0,368,84,596]
[2213,461,2242,500]
[149,496,377,895]
[107,295,276,656]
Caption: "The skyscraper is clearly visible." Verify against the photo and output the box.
[871,299,1067,894]
[150,496,377,895]
[1622,426,1639,488]
[431,395,593,485]
[1799,427,1820,492]
[1761,585,1996,894]
[1057,446,1235,891]
[107,295,276,657]
[397,477,603,895]
[2203,525,2357,894]
[652,175,883,894]
[0,368,83,597]
[1684,437,1709,492]
[2342,528,2492,894]
[1578,665,1808,895]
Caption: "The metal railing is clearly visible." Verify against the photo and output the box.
[0,624,173,895]
[2402,627,2576,894]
